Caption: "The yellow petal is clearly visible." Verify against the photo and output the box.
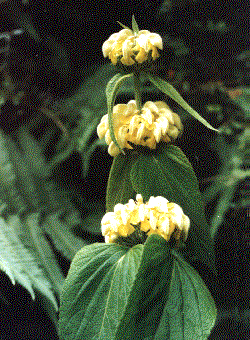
[151,46,160,60]
[149,210,157,230]
[159,218,169,234]
[120,56,135,66]
[143,101,159,114]
[135,48,147,63]
[157,116,169,135]
[136,194,144,206]
[104,130,111,144]
[113,103,128,115]
[153,196,169,211]
[153,122,162,143]
[172,112,183,130]
[118,29,133,40]
[108,142,120,157]
[140,219,151,232]
[122,37,134,60]
[118,126,128,146]
[145,136,156,149]
[148,33,163,50]
[136,122,146,142]
[136,32,149,50]
[168,126,179,139]
[109,51,118,65]
[141,108,153,125]
[160,108,174,125]
[129,115,138,135]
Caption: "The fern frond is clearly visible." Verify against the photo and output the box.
[0,215,60,310]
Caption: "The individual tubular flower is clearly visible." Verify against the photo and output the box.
[102,29,163,66]
[101,194,190,244]
[97,100,183,156]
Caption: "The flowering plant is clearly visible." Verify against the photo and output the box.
[59,16,218,340]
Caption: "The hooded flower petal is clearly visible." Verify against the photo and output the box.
[102,28,162,66]
[97,101,183,156]
[101,195,190,243]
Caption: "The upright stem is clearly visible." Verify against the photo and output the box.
[133,72,142,113]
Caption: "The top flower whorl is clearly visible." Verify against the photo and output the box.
[102,29,163,66]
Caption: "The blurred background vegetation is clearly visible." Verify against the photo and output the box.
[0,0,249,339]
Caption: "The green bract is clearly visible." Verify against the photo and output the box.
[106,73,133,155]
[147,73,218,132]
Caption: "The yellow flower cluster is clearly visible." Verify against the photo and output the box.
[101,194,190,243]
[97,100,183,156]
[102,29,163,66]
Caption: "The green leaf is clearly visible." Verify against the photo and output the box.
[0,215,61,310]
[40,211,88,260]
[115,235,174,340]
[130,143,215,273]
[147,73,218,131]
[117,21,131,31]
[154,252,217,340]
[106,151,137,212]
[106,73,133,155]
[132,15,139,34]
[59,242,143,340]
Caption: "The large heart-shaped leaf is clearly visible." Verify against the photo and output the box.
[59,242,143,340]
[59,235,216,340]
[130,143,215,273]
[115,234,174,340]
[154,251,217,340]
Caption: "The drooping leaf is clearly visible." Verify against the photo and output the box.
[0,130,28,214]
[147,73,218,131]
[106,151,137,212]
[0,128,77,216]
[59,242,143,340]
[106,73,133,154]
[154,251,217,340]
[130,143,215,273]
[115,235,173,340]
[40,211,87,261]
[0,215,61,310]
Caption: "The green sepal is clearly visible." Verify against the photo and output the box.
[147,73,218,131]
[117,21,131,31]
[106,151,137,212]
[132,14,139,35]
[115,234,174,340]
[106,73,133,155]
[130,143,216,274]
